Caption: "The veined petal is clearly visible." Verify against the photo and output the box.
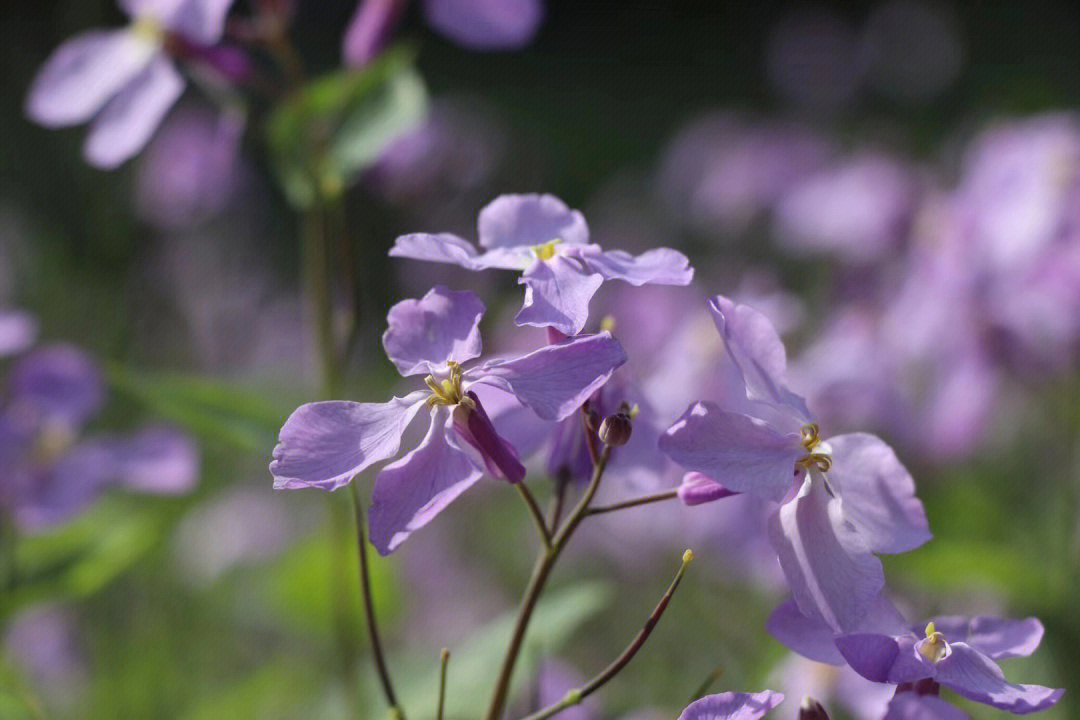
[382,286,485,376]
[83,56,184,168]
[677,472,738,506]
[965,617,1045,660]
[885,693,970,720]
[470,332,626,421]
[390,232,481,267]
[477,193,588,249]
[708,295,812,424]
[515,255,604,336]
[768,472,885,632]
[578,246,694,286]
[270,392,427,491]
[659,402,801,501]
[26,29,159,127]
[827,433,931,554]
[677,690,784,720]
[835,633,929,685]
[934,643,1063,714]
[368,407,483,554]
[766,598,846,665]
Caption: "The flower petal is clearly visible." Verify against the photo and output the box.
[477,193,588,249]
[578,246,694,286]
[472,332,626,421]
[343,0,407,68]
[677,690,785,720]
[6,344,106,431]
[659,402,801,501]
[965,616,1045,660]
[14,440,116,532]
[422,0,544,51]
[934,642,1063,713]
[390,232,481,267]
[111,427,200,494]
[368,408,483,554]
[515,255,604,335]
[835,633,929,685]
[25,29,158,127]
[766,598,846,665]
[767,472,885,632]
[123,0,235,43]
[885,693,970,720]
[270,392,427,491]
[708,295,811,424]
[0,309,38,357]
[83,55,184,168]
[382,286,485,376]
[826,433,931,554]
[677,472,739,506]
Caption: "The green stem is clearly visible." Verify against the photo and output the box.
[302,208,337,395]
[585,489,678,516]
[519,550,695,720]
[483,446,613,720]
[349,484,405,719]
[436,648,450,720]
[686,663,725,704]
[516,483,552,549]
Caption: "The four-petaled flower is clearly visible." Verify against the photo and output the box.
[389,193,695,335]
[659,295,931,633]
[269,286,627,553]
[25,0,236,168]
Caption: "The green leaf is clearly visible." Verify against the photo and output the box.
[107,364,290,452]
[392,580,612,718]
[265,45,429,209]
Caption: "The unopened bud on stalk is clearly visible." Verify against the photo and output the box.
[598,412,633,446]
[798,696,831,720]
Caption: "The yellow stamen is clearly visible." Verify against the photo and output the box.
[533,239,562,261]
[600,315,617,333]
[801,423,821,452]
[424,361,467,409]
[130,16,165,44]
[918,622,949,664]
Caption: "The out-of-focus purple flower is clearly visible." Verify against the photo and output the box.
[25,0,237,168]
[678,690,785,720]
[423,0,544,50]
[774,153,919,263]
[343,0,408,68]
[134,105,246,229]
[657,115,833,236]
[0,309,37,357]
[390,194,694,335]
[0,344,199,532]
[859,0,964,103]
[769,653,892,720]
[3,605,85,694]
[660,296,930,632]
[269,286,626,553]
[766,7,863,109]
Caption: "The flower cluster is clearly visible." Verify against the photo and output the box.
[271,193,1064,719]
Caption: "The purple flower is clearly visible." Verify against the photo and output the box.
[0,309,37,357]
[1,344,199,532]
[678,690,785,720]
[343,0,408,68]
[660,296,930,632]
[423,0,544,50]
[269,286,626,553]
[390,194,693,335]
[25,0,236,168]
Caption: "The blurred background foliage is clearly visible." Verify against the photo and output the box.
[1,1,1079,719]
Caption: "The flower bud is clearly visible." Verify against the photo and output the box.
[598,412,632,446]
[798,696,831,720]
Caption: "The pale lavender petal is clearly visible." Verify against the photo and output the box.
[659,402,801,501]
[343,0,407,67]
[767,474,885,632]
[709,295,812,424]
[965,617,1044,660]
[123,0,235,44]
[25,30,158,127]
[368,408,484,554]
[826,433,931,554]
[270,392,427,491]
[766,598,846,665]
[677,472,738,506]
[0,310,37,357]
[577,247,694,286]
[677,690,784,720]
[934,643,1064,713]
[389,233,530,270]
[382,286,485,376]
[112,427,200,494]
[6,344,105,431]
[423,0,543,50]
[477,193,588,249]
[515,255,604,335]
[83,56,184,168]
[472,332,626,421]
[835,634,928,685]
[885,693,970,720]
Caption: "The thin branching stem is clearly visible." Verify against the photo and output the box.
[585,489,679,516]
[436,648,450,720]
[516,482,552,549]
